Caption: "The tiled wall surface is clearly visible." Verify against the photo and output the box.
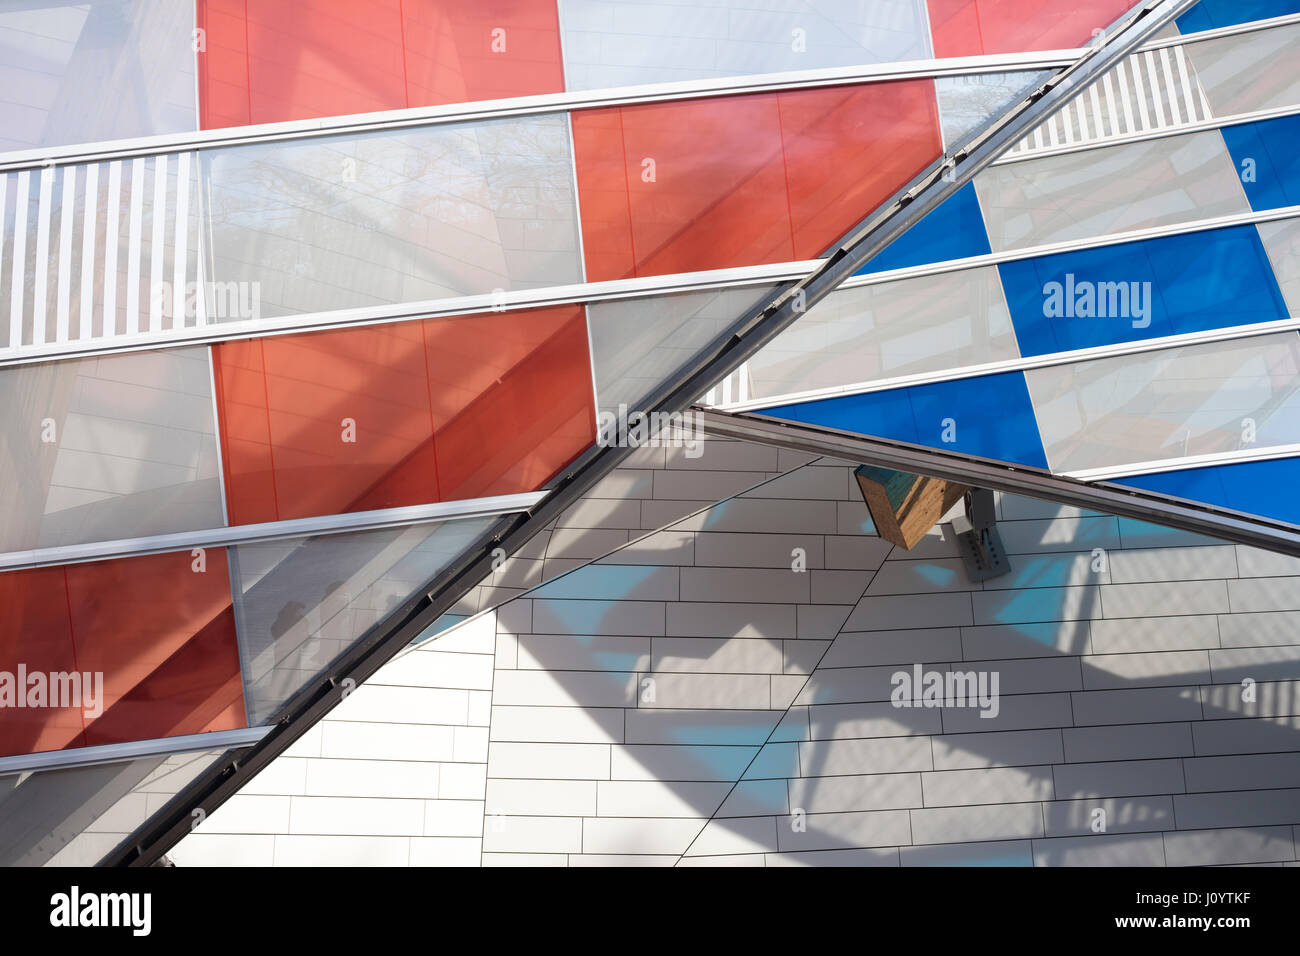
[176,442,1300,866]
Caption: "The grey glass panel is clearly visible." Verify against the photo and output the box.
[233,516,498,724]
[558,0,932,90]
[587,284,780,415]
[935,70,1050,148]
[746,266,1019,401]
[0,748,230,867]
[1184,22,1300,115]
[975,130,1249,251]
[0,0,196,152]
[1026,333,1300,472]
[0,346,224,553]
[201,115,583,320]
[1256,217,1300,316]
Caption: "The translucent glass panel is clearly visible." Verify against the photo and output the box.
[0,748,232,867]
[572,81,942,280]
[1025,332,1300,472]
[0,548,245,758]
[925,0,1136,56]
[587,284,780,414]
[556,0,932,90]
[0,153,204,352]
[233,515,496,724]
[934,70,1050,147]
[762,370,1049,467]
[0,0,196,152]
[0,347,224,554]
[197,0,565,129]
[201,115,582,319]
[1257,216,1300,314]
[998,224,1289,356]
[746,266,1019,401]
[213,306,595,525]
[975,130,1250,252]
[1183,21,1300,114]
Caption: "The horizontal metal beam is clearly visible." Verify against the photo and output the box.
[695,407,1300,556]
[0,492,545,572]
[0,727,271,777]
[0,50,1080,172]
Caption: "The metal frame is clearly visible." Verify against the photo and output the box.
[103,0,1202,867]
[0,727,271,777]
[0,492,545,572]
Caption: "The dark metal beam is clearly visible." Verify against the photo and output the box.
[695,407,1300,556]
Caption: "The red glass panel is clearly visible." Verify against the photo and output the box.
[0,567,85,756]
[213,306,596,523]
[197,0,565,129]
[571,81,943,281]
[926,0,1137,57]
[0,550,245,758]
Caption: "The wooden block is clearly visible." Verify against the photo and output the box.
[853,465,967,550]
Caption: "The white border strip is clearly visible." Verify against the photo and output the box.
[0,491,544,572]
[1068,443,1300,482]
[0,727,272,777]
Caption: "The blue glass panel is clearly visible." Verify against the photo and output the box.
[760,371,1048,468]
[854,183,991,276]
[1220,115,1300,212]
[998,225,1289,356]
[1117,456,1300,525]
[1177,0,1300,32]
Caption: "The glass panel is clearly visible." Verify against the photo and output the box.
[198,0,565,129]
[0,346,224,553]
[1120,455,1300,526]
[1183,21,1300,115]
[232,515,497,724]
[571,80,943,280]
[201,114,583,320]
[746,266,1019,401]
[998,224,1289,356]
[854,182,991,275]
[587,284,780,414]
[0,0,196,152]
[0,747,234,867]
[975,130,1249,252]
[1177,0,1300,32]
[1257,217,1300,315]
[1025,332,1300,472]
[213,306,594,525]
[1220,115,1300,212]
[556,0,932,90]
[926,0,1136,57]
[0,547,244,758]
[934,70,1050,147]
[760,370,1049,468]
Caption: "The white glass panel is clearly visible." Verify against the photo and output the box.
[1184,21,1300,115]
[201,115,583,320]
[558,0,932,90]
[1026,332,1300,472]
[0,0,196,152]
[975,129,1249,251]
[0,346,224,553]
[747,266,1019,401]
